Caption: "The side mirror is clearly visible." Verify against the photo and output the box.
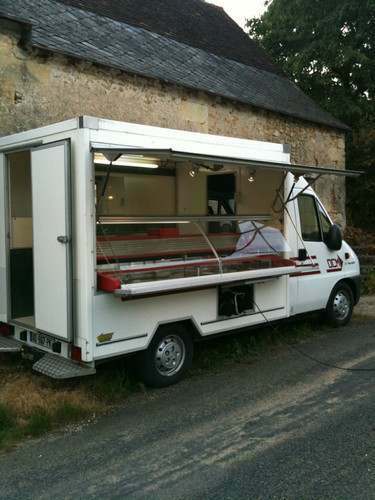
[298,248,308,261]
[325,224,342,251]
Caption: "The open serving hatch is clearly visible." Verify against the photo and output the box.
[92,146,361,299]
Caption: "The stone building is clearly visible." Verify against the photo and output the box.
[0,0,349,224]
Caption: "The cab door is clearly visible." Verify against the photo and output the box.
[294,192,341,314]
[31,141,72,340]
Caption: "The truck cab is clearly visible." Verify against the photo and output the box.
[291,179,360,318]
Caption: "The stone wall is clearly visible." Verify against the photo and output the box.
[0,21,346,225]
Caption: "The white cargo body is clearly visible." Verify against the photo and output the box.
[0,117,361,384]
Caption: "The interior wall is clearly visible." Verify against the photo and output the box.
[9,151,32,216]
[176,165,207,216]
[236,169,283,218]
[98,166,283,225]
[8,151,33,249]
[99,172,176,216]
[177,166,283,223]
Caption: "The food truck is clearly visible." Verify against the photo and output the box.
[0,117,361,386]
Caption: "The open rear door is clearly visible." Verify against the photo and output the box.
[31,142,72,340]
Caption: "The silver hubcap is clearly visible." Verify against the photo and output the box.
[333,291,350,320]
[155,335,186,377]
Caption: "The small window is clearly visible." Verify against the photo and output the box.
[207,174,235,216]
[317,200,332,240]
[298,195,321,242]
[207,173,236,233]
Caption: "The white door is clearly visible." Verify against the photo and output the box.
[294,192,341,314]
[31,142,72,339]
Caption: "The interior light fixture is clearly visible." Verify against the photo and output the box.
[247,170,256,183]
[189,168,198,178]
[94,153,159,169]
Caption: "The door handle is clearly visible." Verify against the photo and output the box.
[57,236,70,244]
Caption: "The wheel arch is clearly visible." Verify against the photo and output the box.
[152,318,202,342]
[340,277,361,305]
[327,277,360,308]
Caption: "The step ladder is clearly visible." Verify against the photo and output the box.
[0,335,96,379]
[0,335,22,353]
[33,353,96,379]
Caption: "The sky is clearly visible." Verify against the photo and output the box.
[207,0,268,28]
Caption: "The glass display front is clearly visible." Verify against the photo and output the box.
[94,157,291,292]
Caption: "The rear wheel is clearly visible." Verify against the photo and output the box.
[137,324,193,388]
[325,282,354,327]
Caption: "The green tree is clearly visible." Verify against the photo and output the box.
[247,0,375,229]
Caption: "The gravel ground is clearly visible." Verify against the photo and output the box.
[1,301,375,499]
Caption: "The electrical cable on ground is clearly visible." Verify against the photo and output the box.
[252,300,375,373]
[262,188,373,371]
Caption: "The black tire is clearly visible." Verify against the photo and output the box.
[325,282,354,327]
[136,324,193,388]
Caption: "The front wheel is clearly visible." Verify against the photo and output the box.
[325,282,354,327]
[137,324,193,388]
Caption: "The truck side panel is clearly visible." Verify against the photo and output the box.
[93,276,289,360]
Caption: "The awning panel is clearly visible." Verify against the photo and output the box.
[92,146,363,178]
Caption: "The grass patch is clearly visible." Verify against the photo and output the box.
[25,410,52,437]
[0,403,14,431]
[0,404,16,449]
[53,402,90,424]
[82,359,137,403]
[0,357,140,451]
[0,401,91,449]
[363,270,375,295]
[0,404,19,449]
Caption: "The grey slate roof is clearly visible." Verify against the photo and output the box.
[0,0,348,130]
[57,0,285,76]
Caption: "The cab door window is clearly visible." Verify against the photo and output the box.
[298,195,322,242]
[316,200,332,240]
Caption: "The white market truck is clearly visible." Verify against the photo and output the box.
[0,117,361,386]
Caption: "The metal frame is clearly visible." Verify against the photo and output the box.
[0,141,43,155]
[0,118,81,151]
[0,153,10,323]
[96,215,272,223]
[5,148,34,323]
[5,154,11,322]
[284,174,323,204]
